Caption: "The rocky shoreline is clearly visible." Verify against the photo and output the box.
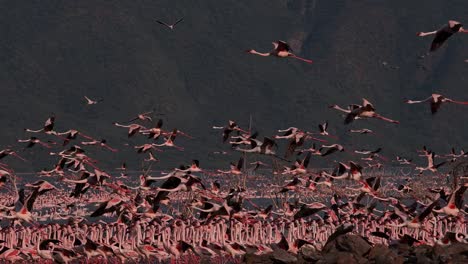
[242,234,468,264]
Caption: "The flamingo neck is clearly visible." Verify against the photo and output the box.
[420,31,437,36]
[250,50,271,57]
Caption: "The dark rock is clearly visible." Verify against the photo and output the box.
[318,251,364,264]
[243,249,297,264]
[367,244,404,264]
[269,249,297,264]
[413,244,436,264]
[432,243,468,263]
[322,234,372,257]
[244,253,274,264]
[299,244,321,262]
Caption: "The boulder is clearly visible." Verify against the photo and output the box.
[367,244,404,264]
[322,234,372,257]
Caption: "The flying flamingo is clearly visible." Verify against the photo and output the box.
[317,121,337,138]
[213,120,247,142]
[134,143,162,153]
[331,98,399,124]
[246,40,313,63]
[433,185,466,216]
[156,17,184,30]
[415,151,446,174]
[154,129,184,151]
[56,129,94,146]
[144,152,159,162]
[113,123,146,137]
[81,139,118,152]
[250,161,269,171]
[17,137,53,149]
[319,144,345,157]
[124,110,154,123]
[140,119,164,139]
[217,157,243,175]
[84,96,103,105]
[417,20,468,52]
[25,115,56,134]
[0,149,26,161]
[349,128,374,134]
[405,94,468,114]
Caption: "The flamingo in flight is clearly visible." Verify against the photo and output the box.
[415,151,446,174]
[349,128,374,134]
[319,144,345,157]
[25,115,56,134]
[217,157,243,175]
[246,40,313,64]
[331,98,399,124]
[154,129,184,151]
[84,96,103,105]
[124,110,154,123]
[433,185,466,216]
[113,123,146,137]
[56,129,94,146]
[405,94,468,114]
[81,139,118,152]
[417,20,468,52]
[213,120,248,142]
[156,17,184,30]
[17,137,53,149]
[0,149,26,161]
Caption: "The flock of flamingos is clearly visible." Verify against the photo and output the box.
[0,19,467,263]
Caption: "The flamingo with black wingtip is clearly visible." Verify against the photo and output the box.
[246,40,313,63]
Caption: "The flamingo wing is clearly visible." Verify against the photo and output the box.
[156,20,171,28]
[173,17,184,26]
[276,40,291,52]
[430,25,456,52]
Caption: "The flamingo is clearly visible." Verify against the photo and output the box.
[156,17,184,30]
[144,152,159,162]
[56,129,94,146]
[417,20,468,52]
[415,151,446,174]
[25,115,56,134]
[328,161,363,181]
[433,186,466,216]
[332,98,399,124]
[84,96,103,105]
[405,93,468,114]
[349,128,374,134]
[113,123,146,137]
[81,139,117,152]
[124,110,154,123]
[154,129,184,151]
[282,152,312,175]
[246,40,313,63]
[17,137,53,149]
[140,119,164,140]
[134,143,162,153]
[396,156,412,165]
[250,161,269,171]
[213,120,247,142]
[319,144,345,157]
[0,149,26,161]
[217,157,243,175]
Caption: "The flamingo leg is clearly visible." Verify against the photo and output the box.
[104,145,118,152]
[373,114,399,124]
[448,100,468,105]
[289,55,313,64]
